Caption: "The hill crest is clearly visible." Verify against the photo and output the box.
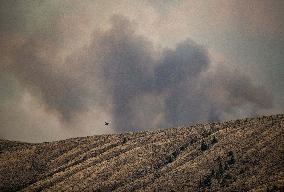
[0,114,283,191]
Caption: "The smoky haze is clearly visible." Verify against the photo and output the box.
[0,15,273,136]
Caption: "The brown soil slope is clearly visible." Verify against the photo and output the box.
[1,114,284,191]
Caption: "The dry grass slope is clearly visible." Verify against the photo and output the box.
[0,114,283,191]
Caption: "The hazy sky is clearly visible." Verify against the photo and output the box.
[0,0,283,142]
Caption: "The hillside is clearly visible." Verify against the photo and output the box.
[0,114,283,191]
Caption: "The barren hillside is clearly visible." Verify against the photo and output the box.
[1,114,283,191]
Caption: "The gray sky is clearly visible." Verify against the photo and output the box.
[0,0,283,142]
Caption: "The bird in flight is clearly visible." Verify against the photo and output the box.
[105,122,109,126]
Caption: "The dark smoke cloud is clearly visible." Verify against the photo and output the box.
[83,15,273,130]
[1,15,274,134]
[86,16,157,131]
[154,40,210,126]
[155,40,209,91]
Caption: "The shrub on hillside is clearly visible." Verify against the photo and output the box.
[201,141,209,151]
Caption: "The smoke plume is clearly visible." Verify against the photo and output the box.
[1,14,274,136]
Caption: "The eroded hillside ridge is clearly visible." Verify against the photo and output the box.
[0,114,283,191]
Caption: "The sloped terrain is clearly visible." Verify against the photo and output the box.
[0,114,283,191]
